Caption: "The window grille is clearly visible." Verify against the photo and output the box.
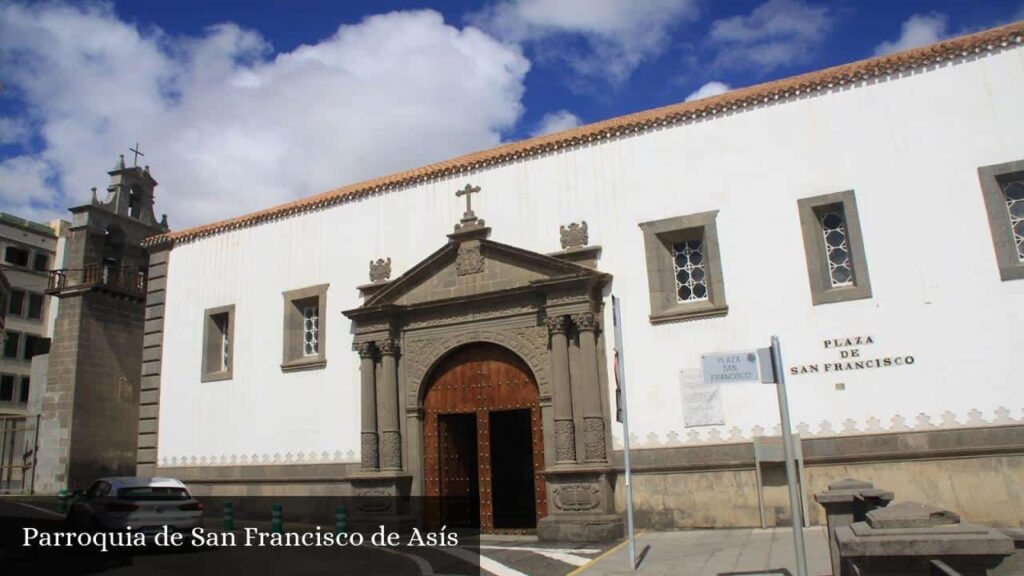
[672,239,709,303]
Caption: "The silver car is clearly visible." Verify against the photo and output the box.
[66,477,203,536]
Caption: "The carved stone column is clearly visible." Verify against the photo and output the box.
[376,339,402,470]
[572,313,606,462]
[357,342,379,470]
[546,315,576,464]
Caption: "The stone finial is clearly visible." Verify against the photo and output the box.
[369,257,392,283]
[90,187,99,204]
[560,221,589,249]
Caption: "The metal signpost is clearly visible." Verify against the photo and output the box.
[700,336,808,576]
[611,296,637,571]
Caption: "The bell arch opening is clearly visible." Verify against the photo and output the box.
[421,342,547,532]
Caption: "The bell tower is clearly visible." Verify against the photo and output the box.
[35,153,170,492]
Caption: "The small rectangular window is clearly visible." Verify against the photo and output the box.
[18,376,29,403]
[0,375,13,402]
[202,305,234,382]
[978,160,1024,281]
[798,191,872,305]
[32,253,49,272]
[639,211,728,323]
[7,290,24,317]
[23,335,47,361]
[3,332,19,359]
[4,246,29,267]
[281,285,328,371]
[27,293,43,320]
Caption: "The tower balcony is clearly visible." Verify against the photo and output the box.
[47,264,147,300]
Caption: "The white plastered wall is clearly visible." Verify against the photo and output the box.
[157,47,1024,466]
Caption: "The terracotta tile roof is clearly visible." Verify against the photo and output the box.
[144,20,1024,249]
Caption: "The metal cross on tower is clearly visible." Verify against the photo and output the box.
[129,143,145,167]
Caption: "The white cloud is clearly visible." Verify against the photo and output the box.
[530,110,582,136]
[685,81,731,101]
[0,4,530,228]
[469,0,698,84]
[707,0,833,72]
[874,12,948,56]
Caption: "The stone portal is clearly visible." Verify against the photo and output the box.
[343,184,623,541]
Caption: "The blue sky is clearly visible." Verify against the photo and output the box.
[1,1,1022,228]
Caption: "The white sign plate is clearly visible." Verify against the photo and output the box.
[701,351,761,385]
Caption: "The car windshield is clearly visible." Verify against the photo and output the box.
[117,486,190,500]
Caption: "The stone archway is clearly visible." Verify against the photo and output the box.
[422,342,546,532]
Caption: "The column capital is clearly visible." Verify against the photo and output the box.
[355,341,376,358]
[376,338,400,356]
[544,315,569,335]
[571,312,598,332]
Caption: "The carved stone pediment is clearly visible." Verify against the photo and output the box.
[353,238,607,311]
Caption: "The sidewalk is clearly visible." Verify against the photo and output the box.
[576,526,831,576]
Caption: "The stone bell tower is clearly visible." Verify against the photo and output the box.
[35,153,170,492]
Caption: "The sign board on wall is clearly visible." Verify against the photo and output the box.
[680,367,724,427]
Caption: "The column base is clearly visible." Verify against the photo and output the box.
[537,513,624,542]
[348,473,416,534]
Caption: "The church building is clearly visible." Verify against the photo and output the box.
[136,22,1024,539]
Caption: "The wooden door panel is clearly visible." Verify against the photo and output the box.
[422,343,546,531]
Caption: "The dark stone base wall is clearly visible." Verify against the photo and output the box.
[611,425,1024,530]
[150,426,1024,532]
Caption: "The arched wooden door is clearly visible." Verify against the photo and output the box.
[423,343,546,532]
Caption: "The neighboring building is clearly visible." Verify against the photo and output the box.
[0,214,66,493]
[0,213,60,415]
[137,22,1021,538]
[33,157,169,494]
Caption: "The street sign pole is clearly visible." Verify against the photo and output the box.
[769,335,808,576]
[612,296,637,571]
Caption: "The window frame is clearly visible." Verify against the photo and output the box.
[32,253,49,272]
[3,331,20,360]
[281,284,328,372]
[201,304,234,382]
[639,210,728,324]
[7,289,24,317]
[18,375,29,404]
[0,374,14,402]
[977,159,1024,281]
[4,246,29,267]
[797,190,872,305]
[26,293,43,320]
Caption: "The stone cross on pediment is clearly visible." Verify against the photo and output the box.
[453,183,486,233]
[456,184,480,219]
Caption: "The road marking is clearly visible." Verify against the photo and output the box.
[438,545,530,576]
[566,530,644,576]
[480,545,601,555]
[14,501,65,518]
[480,545,596,566]
[373,546,438,575]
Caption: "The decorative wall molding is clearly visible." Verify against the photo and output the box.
[159,450,360,468]
[612,406,1024,449]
